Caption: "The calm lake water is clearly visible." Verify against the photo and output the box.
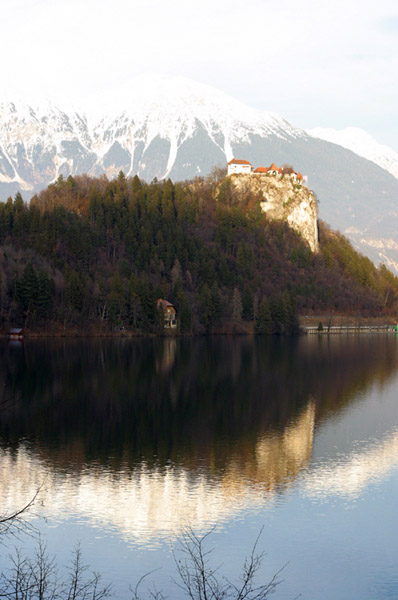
[1,335,398,599]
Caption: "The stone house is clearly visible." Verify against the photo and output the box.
[157,298,177,329]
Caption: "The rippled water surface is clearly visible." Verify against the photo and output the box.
[1,335,398,599]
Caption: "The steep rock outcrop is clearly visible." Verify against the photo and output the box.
[228,173,319,253]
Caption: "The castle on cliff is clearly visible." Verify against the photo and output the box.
[227,158,306,184]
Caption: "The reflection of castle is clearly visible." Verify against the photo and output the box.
[221,402,315,493]
[0,402,315,542]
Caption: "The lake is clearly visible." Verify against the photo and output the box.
[1,335,398,599]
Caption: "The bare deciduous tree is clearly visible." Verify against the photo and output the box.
[0,540,111,600]
[0,490,39,540]
[172,528,285,600]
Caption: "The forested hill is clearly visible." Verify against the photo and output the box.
[0,171,397,335]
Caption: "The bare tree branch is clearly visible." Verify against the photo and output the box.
[170,527,285,600]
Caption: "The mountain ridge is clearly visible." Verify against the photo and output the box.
[1,76,398,271]
[308,126,398,180]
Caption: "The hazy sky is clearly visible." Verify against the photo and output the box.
[1,0,397,150]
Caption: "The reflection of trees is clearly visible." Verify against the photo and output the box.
[0,403,316,540]
[0,335,397,474]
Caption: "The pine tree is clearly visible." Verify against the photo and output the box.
[255,297,272,334]
[176,289,192,333]
[232,287,243,323]
[199,284,213,333]
[242,288,253,321]
[65,270,86,315]
[36,269,54,318]
[107,271,126,328]
[17,262,38,316]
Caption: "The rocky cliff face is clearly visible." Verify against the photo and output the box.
[228,173,319,253]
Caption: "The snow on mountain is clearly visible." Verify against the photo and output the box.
[2,77,398,272]
[308,127,398,180]
[0,98,94,190]
[91,76,304,179]
[0,76,307,189]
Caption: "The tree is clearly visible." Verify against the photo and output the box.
[199,284,213,333]
[269,296,286,335]
[170,528,284,600]
[242,288,253,321]
[0,491,39,539]
[65,270,86,316]
[255,297,272,335]
[0,540,111,600]
[171,258,183,291]
[176,289,192,333]
[0,529,287,600]
[17,263,38,311]
[281,164,295,175]
[232,287,243,323]
[282,291,300,335]
[107,271,126,328]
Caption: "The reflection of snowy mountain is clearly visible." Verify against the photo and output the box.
[3,395,398,542]
[0,404,315,542]
[303,429,398,498]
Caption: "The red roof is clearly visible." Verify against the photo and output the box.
[296,172,303,180]
[157,298,176,311]
[269,163,278,170]
[228,159,252,166]
[254,167,269,173]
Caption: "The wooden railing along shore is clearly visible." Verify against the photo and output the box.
[305,325,397,335]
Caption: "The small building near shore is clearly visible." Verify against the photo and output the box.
[7,328,24,340]
[157,299,177,329]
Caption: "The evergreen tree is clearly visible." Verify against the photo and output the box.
[65,270,86,316]
[211,283,223,327]
[269,295,286,335]
[232,287,243,323]
[255,297,272,334]
[199,284,213,333]
[36,269,54,318]
[17,262,39,319]
[176,289,192,333]
[283,291,300,335]
[242,288,253,321]
[107,271,126,327]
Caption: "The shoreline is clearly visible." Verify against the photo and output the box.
[1,315,397,339]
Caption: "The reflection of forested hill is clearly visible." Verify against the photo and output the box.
[0,402,315,540]
[0,336,397,473]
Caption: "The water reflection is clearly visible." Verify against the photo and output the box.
[0,401,316,541]
[303,428,398,498]
[0,336,398,541]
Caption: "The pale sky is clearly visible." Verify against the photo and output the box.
[1,0,397,150]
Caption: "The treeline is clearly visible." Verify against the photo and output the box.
[0,171,397,335]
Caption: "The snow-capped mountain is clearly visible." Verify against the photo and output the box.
[0,77,306,192]
[308,127,398,180]
[92,77,304,177]
[1,76,398,272]
[0,98,94,191]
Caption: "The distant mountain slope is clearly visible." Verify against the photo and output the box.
[1,77,398,271]
[308,127,398,180]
